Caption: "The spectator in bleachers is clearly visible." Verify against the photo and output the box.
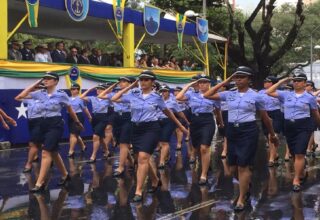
[182,59,191,71]
[8,40,22,61]
[34,44,52,63]
[138,54,148,68]
[151,57,162,69]
[66,46,79,64]
[175,60,181,70]
[78,48,90,64]
[20,40,35,61]
[88,48,97,65]
[51,41,66,63]
[89,48,108,66]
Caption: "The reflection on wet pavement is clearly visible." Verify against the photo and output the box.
[0,133,320,219]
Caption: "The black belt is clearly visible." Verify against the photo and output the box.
[267,109,281,113]
[93,113,108,116]
[192,113,212,117]
[285,117,310,123]
[116,112,131,116]
[228,121,256,128]
[132,121,158,126]
[38,116,62,120]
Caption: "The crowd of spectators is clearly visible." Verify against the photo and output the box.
[8,39,200,71]
[8,39,123,67]
[135,54,200,71]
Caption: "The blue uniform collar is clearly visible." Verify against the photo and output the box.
[136,90,159,100]
[291,91,310,98]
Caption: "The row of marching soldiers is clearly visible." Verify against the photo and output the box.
[12,66,320,212]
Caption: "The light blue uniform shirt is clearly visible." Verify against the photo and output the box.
[158,97,181,119]
[121,88,167,122]
[185,90,219,114]
[259,89,281,111]
[277,91,317,120]
[87,96,110,114]
[30,89,70,117]
[108,92,131,113]
[70,96,86,113]
[22,99,44,119]
[219,89,265,123]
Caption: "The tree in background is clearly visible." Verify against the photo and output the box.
[153,0,309,87]
[226,0,304,86]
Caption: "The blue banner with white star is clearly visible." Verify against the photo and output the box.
[0,89,93,144]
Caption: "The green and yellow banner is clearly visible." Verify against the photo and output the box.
[113,0,126,39]
[0,60,199,84]
[25,0,39,28]
[176,13,187,49]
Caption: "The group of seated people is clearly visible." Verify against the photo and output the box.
[8,39,200,71]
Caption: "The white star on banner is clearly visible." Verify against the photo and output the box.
[15,102,28,119]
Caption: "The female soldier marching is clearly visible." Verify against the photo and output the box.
[204,66,278,212]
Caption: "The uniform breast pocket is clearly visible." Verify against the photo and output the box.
[244,99,255,109]
[47,100,60,111]
[146,101,158,111]
[300,101,310,110]
[131,101,142,111]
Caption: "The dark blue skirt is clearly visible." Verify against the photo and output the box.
[284,118,313,155]
[131,121,160,154]
[28,117,42,143]
[190,113,215,148]
[218,111,228,137]
[159,118,176,142]
[68,113,84,135]
[91,113,109,138]
[39,116,64,152]
[227,121,259,167]
[113,112,132,144]
[107,106,116,126]
[262,109,284,135]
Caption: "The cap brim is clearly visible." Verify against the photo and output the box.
[139,73,156,79]
[43,74,58,80]
[234,71,252,76]
[119,77,131,81]
[198,78,211,82]
[293,77,307,80]
[159,89,170,92]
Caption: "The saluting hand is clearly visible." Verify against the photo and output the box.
[280,77,292,83]
[132,80,139,87]
[225,73,236,83]
[187,80,199,87]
